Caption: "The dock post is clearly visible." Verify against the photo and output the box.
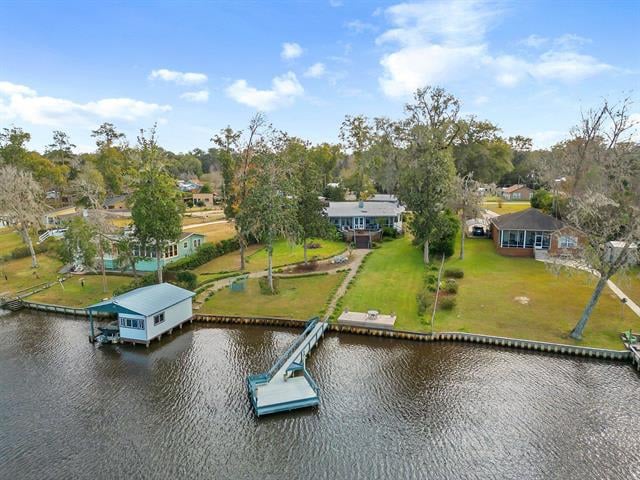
[88,310,95,343]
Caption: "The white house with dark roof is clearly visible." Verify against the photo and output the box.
[325,200,405,232]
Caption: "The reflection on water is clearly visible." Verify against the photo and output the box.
[1,312,639,479]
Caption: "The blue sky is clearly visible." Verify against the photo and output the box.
[0,0,638,153]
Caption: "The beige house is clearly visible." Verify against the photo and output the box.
[192,193,215,207]
[501,184,533,201]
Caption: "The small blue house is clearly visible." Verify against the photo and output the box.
[102,232,206,272]
[87,283,195,346]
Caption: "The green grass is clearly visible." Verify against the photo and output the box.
[613,266,640,307]
[0,227,28,258]
[0,254,63,296]
[194,239,346,281]
[434,238,637,349]
[339,236,427,331]
[483,202,532,214]
[199,271,346,319]
[27,275,133,307]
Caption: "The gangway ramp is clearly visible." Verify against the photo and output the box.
[247,318,328,416]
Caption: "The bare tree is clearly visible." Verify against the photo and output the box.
[0,165,46,268]
[549,97,640,340]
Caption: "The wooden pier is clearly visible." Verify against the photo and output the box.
[247,317,328,416]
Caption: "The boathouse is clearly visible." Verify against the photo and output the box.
[86,283,195,346]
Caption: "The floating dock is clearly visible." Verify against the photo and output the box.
[247,317,328,416]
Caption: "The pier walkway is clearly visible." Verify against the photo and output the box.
[247,317,328,416]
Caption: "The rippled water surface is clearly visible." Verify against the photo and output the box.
[1,311,639,479]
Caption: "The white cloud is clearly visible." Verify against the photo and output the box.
[281,42,303,60]
[149,68,208,85]
[304,63,327,78]
[0,80,171,126]
[529,130,567,149]
[226,72,304,111]
[329,0,343,7]
[180,90,210,103]
[474,95,489,105]
[520,34,548,48]
[377,1,615,96]
[346,20,377,33]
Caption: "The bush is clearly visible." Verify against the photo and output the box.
[416,291,433,316]
[259,276,280,295]
[306,242,322,249]
[4,238,57,262]
[444,268,464,279]
[382,226,398,239]
[176,270,198,290]
[166,237,239,271]
[439,297,456,310]
[444,279,458,294]
[429,210,458,258]
[425,273,437,285]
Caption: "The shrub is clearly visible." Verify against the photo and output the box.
[176,270,198,290]
[444,268,464,279]
[4,238,57,261]
[166,237,239,271]
[444,279,458,294]
[439,297,456,310]
[425,273,437,285]
[259,276,280,295]
[306,242,322,249]
[382,226,398,239]
[416,291,433,316]
[429,209,458,258]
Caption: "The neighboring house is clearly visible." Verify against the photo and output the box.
[177,180,201,192]
[368,194,400,204]
[102,231,206,272]
[326,200,405,232]
[87,283,195,346]
[103,194,129,211]
[192,192,215,207]
[490,208,582,258]
[501,184,533,201]
[43,206,78,227]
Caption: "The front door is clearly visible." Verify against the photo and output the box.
[354,217,365,230]
[534,234,543,249]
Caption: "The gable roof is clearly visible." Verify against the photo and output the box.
[179,231,205,241]
[491,208,565,231]
[502,184,531,193]
[325,201,404,218]
[87,283,195,316]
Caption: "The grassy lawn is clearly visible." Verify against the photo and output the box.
[0,254,63,296]
[27,275,132,307]
[339,236,427,331]
[194,239,347,281]
[614,266,640,307]
[199,272,346,319]
[483,201,531,214]
[0,227,29,258]
[184,221,237,243]
[434,238,637,349]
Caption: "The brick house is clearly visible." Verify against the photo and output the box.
[490,208,582,258]
[501,184,533,201]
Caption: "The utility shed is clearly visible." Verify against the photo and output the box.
[86,283,195,346]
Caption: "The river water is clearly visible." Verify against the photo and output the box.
[1,311,639,479]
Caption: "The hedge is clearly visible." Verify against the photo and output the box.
[165,238,239,271]
[2,238,58,262]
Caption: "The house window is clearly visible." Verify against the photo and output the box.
[164,244,178,258]
[154,312,165,326]
[120,317,144,330]
[512,192,521,199]
[194,239,201,248]
[559,235,577,248]
[183,242,188,249]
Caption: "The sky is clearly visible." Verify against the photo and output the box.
[0,0,638,153]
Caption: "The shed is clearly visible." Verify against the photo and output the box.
[86,283,195,346]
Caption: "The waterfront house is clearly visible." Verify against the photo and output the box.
[42,205,78,227]
[501,184,533,201]
[102,231,206,272]
[490,208,582,258]
[87,283,195,346]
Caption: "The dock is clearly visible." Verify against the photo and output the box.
[247,317,328,416]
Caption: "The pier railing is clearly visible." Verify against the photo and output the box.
[264,317,319,381]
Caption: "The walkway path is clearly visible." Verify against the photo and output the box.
[183,219,229,230]
[323,249,369,321]
[193,249,368,311]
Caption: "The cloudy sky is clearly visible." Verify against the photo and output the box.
[0,0,637,153]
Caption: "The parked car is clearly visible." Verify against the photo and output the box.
[472,226,485,237]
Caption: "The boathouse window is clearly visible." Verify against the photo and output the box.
[154,312,165,326]
[120,317,144,330]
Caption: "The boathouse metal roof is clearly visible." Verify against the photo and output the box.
[491,208,565,231]
[86,283,195,316]
[325,201,404,218]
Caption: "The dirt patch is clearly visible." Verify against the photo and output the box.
[514,296,530,305]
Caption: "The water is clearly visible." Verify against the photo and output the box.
[1,311,639,479]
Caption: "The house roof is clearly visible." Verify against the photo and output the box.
[491,208,565,231]
[502,184,530,193]
[87,283,195,316]
[325,201,404,218]
[103,194,128,207]
[179,231,206,241]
